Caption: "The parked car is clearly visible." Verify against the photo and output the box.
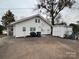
[68,32,75,40]
[67,32,79,40]
[64,32,78,40]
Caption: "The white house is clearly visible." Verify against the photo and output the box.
[8,14,52,37]
[8,14,73,38]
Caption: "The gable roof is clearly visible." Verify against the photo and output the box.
[11,14,52,26]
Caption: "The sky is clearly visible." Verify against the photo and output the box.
[60,0,79,24]
[0,0,37,24]
[0,0,79,25]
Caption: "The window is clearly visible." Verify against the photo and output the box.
[23,27,26,31]
[30,27,36,32]
[35,19,40,23]
[35,19,38,23]
[38,19,40,23]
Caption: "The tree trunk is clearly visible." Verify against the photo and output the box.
[50,2,54,35]
[51,17,54,35]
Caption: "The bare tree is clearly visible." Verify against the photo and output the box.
[37,0,75,34]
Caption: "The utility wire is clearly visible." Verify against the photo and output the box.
[0,8,35,10]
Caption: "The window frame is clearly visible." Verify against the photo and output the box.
[38,19,40,23]
[22,27,26,32]
[35,19,38,23]
[30,27,36,32]
[35,18,40,23]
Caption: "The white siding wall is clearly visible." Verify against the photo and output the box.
[66,27,72,35]
[13,17,51,37]
[53,25,72,38]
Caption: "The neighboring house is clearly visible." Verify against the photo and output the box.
[8,14,51,37]
[53,25,73,38]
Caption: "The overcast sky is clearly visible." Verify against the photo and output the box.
[0,0,37,24]
[0,0,79,24]
[60,0,79,24]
